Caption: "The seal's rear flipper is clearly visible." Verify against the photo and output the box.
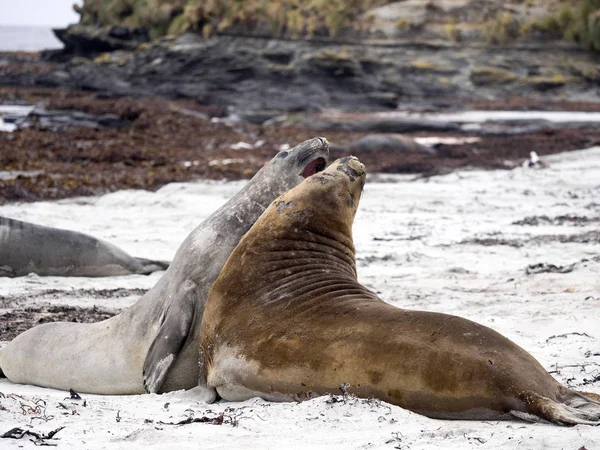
[577,390,600,403]
[143,292,194,393]
[135,258,170,275]
[516,392,600,425]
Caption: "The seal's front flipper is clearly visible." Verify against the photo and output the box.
[135,258,170,274]
[143,290,195,393]
[195,346,217,403]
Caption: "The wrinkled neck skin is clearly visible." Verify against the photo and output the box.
[125,141,327,344]
[138,136,329,324]
[215,178,376,313]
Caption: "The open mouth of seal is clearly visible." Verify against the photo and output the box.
[301,157,327,178]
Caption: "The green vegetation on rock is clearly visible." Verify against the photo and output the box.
[78,0,185,38]
[524,0,600,51]
[470,66,517,85]
[72,0,600,53]
[484,11,520,44]
[75,0,391,39]
[411,60,457,74]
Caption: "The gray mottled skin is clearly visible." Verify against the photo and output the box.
[0,217,169,277]
[0,137,329,396]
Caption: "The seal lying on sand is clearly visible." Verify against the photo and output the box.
[0,138,329,396]
[330,134,435,155]
[0,217,169,277]
[199,156,600,425]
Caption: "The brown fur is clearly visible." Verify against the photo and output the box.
[200,156,600,425]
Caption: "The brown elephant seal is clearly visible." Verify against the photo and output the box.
[0,137,329,397]
[199,156,600,425]
[0,217,169,277]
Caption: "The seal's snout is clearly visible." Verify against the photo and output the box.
[346,156,365,177]
[335,156,366,183]
[297,137,329,157]
[317,137,329,147]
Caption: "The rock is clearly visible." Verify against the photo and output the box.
[299,50,363,78]
[366,92,399,108]
[351,118,461,133]
[525,262,577,275]
[366,1,429,37]
[291,116,461,133]
[261,50,294,65]
[240,110,283,125]
[7,107,132,131]
[330,134,436,155]
[410,60,458,74]
[470,66,517,85]
[523,75,573,91]
[48,25,149,58]
[4,25,600,116]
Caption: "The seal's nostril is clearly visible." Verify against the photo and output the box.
[318,137,328,147]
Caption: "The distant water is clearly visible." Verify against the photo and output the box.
[0,25,63,52]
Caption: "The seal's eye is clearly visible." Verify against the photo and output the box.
[301,157,327,178]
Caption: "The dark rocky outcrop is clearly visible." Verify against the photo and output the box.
[3,107,132,131]
[8,31,596,120]
[3,1,600,121]
[43,25,149,61]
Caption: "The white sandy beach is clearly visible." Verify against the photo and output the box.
[1,147,599,449]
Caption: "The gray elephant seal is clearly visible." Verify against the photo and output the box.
[199,156,600,425]
[330,134,435,155]
[0,217,169,277]
[0,137,329,396]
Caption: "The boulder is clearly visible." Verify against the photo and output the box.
[50,25,149,57]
